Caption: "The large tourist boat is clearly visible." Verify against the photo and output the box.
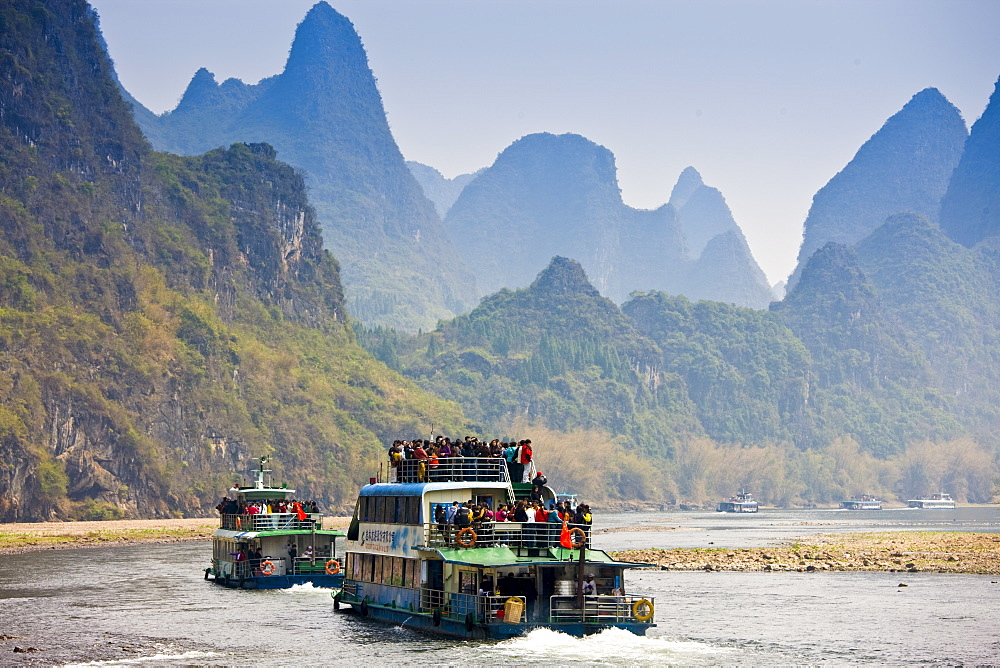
[840,495,883,510]
[335,455,656,639]
[206,457,346,589]
[717,490,759,513]
[907,493,956,509]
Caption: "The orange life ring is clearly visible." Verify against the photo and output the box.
[235,517,242,529]
[456,527,477,547]
[260,560,275,576]
[325,559,341,575]
[569,528,587,549]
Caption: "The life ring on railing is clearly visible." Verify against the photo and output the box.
[325,559,341,575]
[632,598,654,622]
[235,517,242,529]
[456,527,477,547]
[260,560,275,576]
[568,528,587,549]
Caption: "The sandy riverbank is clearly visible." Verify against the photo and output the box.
[0,517,352,555]
[612,531,1000,575]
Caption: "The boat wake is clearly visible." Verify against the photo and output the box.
[484,627,730,663]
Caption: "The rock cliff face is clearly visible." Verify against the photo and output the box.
[939,77,1000,247]
[789,88,967,288]
[444,133,771,307]
[124,2,475,332]
[0,0,463,521]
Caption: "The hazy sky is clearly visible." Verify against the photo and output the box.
[91,0,1000,285]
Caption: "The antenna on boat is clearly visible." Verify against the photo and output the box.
[254,456,270,489]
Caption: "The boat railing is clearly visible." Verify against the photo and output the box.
[389,457,510,484]
[422,521,590,552]
[220,512,322,531]
[420,588,525,624]
[548,594,654,624]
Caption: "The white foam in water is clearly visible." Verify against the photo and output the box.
[281,582,333,594]
[65,650,222,666]
[487,627,731,663]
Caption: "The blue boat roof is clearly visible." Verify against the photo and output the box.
[360,482,508,497]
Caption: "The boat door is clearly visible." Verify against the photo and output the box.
[426,560,444,590]
[539,566,558,620]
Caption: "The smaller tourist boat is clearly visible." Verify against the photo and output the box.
[717,491,758,513]
[907,493,956,509]
[840,495,882,510]
[206,457,346,589]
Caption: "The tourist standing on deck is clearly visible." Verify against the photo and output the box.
[504,443,521,483]
[518,440,533,483]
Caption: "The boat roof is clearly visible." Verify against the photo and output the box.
[214,529,345,539]
[430,546,645,569]
[361,482,510,496]
[231,486,297,500]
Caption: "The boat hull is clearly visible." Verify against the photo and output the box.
[344,601,653,639]
[840,501,882,510]
[209,571,344,590]
[717,502,758,513]
[907,501,956,509]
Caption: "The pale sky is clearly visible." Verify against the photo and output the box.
[90,0,1000,285]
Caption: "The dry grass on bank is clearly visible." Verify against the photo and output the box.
[0,516,352,554]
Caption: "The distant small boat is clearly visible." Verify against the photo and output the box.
[840,495,882,510]
[717,491,758,513]
[907,493,956,509]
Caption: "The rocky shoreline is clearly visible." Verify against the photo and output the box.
[612,531,1000,575]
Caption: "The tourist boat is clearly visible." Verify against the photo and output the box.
[717,490,758,513]
[840,495,882,510]
[206,457,346,589]
[907,493,956,509]
[335,455,656,639]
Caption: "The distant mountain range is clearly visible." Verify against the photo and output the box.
[442,132,775,307]
[120,3,776,322]
[788,88,968,288]
[121,2,477,332]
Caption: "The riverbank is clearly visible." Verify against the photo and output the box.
[0,517,352,555]
[612,531,1000,575]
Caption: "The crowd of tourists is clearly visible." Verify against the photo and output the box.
[388,436,536,483]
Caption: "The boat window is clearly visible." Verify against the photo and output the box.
[406,496,420,524]
[459,570,477,594]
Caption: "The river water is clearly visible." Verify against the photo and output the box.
[1,507,998,666]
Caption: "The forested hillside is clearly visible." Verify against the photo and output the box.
[361,257,996,505]
[4,0,1000,515]
[0,0,465,521]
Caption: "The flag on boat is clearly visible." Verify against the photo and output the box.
[559,521,573,549]
[293,502,307,521]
